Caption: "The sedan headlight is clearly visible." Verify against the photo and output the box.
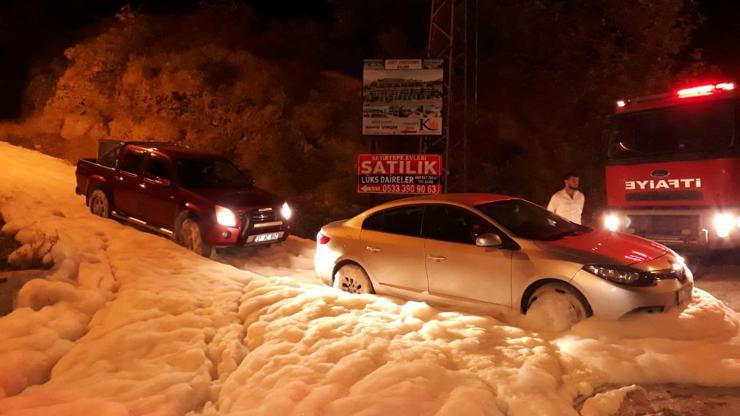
[281,202,293,220]
[215,205,237,227]
[584,265,657,287]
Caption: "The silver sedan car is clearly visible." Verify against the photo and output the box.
[314,194,693,325]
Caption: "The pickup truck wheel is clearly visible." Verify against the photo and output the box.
[89,189,110,218]
[177,218,213,257]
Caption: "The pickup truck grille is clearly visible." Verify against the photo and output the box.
[238,207,281,242]
[251,208,276,223]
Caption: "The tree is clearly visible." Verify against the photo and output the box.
[2,0,703,233]
[332,0,702,221]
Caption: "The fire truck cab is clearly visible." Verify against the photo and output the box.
[604,81,740,252]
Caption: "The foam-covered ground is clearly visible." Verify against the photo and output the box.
[1,142,739,416]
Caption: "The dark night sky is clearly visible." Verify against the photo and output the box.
[0,0,737,118]
[692,0,740,76]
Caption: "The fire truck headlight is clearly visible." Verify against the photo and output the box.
[603,214,620,232]
[713,213,735,238]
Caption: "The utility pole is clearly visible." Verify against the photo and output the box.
[427,0,478,192]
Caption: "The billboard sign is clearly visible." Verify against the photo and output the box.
[357,154,443,194]
[362,59,444,135]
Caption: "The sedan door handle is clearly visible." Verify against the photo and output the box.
[139,183,147,189]
[365,245,381,253]
[428,254,447,262]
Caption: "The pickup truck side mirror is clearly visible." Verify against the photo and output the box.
[145,175,172,187]
[155,177,172,187]
[241,169,255,187]
[476,233,503,248]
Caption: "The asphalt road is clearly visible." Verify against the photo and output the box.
[612,261,740,416]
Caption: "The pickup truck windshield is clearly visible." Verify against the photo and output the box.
[610,100,734,159]
[475,199,590,241]
[176,159,252,188]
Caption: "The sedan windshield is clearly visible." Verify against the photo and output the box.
[475,199,591,241]
[175,158,252,188]
[610,100,734,159]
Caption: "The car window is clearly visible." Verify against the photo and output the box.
[144,156,172,180]
[422,204,496,245]
[475,199,590,241]
[362,205,424,237]
[119,150,146,175]
[176,158,252,188]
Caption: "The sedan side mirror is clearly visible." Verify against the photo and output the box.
[476,233,503,248]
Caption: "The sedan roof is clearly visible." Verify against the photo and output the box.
[398,193,518,207]
[344,193,520,229]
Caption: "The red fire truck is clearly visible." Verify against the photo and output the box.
[603,81,739,253]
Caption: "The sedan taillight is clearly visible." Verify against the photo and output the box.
[317,232,331,245]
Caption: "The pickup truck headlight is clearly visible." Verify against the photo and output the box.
[281,202,293,220]
[215,205,237,227]
[584,265,657,287]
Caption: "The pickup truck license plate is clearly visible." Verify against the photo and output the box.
[254,232,283,243]
[676,285,692,306]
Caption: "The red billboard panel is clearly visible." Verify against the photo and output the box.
[357,154,443,194]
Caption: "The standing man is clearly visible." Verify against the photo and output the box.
[547,172,585,224]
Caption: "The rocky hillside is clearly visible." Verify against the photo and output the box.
[0,6,366,237]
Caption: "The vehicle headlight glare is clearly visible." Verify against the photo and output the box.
[281,202,293,220]
[584,265,656,286]
[215,205,237,227]
[713,213,734,238]
[603,214,620,232]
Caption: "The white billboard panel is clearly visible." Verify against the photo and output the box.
[362,59,443,135]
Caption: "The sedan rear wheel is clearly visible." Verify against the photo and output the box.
[526,283,589,330]
[333,264,374,294]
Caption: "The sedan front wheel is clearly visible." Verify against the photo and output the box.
[333,264,374,294]
[525,283,590,331]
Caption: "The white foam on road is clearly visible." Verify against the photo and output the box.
[1,142,739,416]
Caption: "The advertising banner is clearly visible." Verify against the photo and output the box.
[362,59,444,135]
[357,154,443,194]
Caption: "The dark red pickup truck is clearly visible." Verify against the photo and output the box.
[75,141,292,256]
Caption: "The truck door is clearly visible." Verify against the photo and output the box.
[139,154,178,230]
[113,148,147,216]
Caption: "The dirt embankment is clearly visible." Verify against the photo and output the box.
[615,384,740,416]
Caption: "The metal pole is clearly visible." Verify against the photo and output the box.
[369,136,377,207]
[444,3,455,193]
[462,0,469,192]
